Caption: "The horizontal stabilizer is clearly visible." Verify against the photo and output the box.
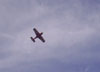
[30,37,35,42]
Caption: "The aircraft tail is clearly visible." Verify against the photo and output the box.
[30,37,35,42]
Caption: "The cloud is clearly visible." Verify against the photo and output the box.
[0,0,100,72]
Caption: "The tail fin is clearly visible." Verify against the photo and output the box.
[30,37,35,42]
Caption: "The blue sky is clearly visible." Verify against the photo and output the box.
[0,0,100,72]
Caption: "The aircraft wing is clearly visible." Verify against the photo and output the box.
[38,36,45,42]
[33,28,40,35]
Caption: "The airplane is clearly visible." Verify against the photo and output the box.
[30,28,45,43]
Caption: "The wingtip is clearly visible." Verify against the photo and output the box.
[33,28,36,30]
[43,40,45,43]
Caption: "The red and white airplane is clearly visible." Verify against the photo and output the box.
[30,28,45,43]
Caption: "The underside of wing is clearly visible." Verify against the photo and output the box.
[38,36,45,42]
[33,28,39,35]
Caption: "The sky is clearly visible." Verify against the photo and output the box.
[0,0,100,72]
